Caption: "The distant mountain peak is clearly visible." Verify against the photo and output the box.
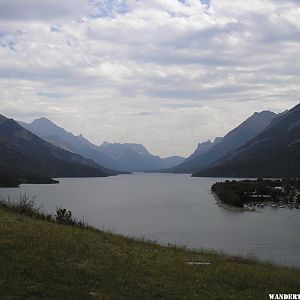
[253,110,274,116]
[246,110,276,121]
[30,117,62,130]
[226,110,276,135]
[32,116,53,124]
[99,142,151,157]
[37,116,49,121]
[185,139,216,162]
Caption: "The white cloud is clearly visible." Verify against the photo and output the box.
[0,0,299,156]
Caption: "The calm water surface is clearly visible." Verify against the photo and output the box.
[1,173,300,267]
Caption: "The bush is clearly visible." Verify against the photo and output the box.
[0,193,42,217]
[54,207,75,225]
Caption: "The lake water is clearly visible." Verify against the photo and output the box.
[1,173,300,267]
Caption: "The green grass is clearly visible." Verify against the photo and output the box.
[0,208,300,299]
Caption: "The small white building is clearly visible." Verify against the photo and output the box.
[274,186,283,191]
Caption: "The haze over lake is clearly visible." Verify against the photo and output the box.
[1,173,300,267]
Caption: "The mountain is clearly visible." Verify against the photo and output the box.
[98,142,185,172]
[19,118,125,171]
[193,103,300,178]
[0,115,113,185]
[161,156,185,168]
[20,118,184,172]
[170,111,277,173]
[99,142,151,160]
[187,137,223,161]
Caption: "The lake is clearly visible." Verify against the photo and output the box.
[1,173,300,267]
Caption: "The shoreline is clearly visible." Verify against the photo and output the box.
[212,192,257,213]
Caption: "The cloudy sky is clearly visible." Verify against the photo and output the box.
[0,0,299,157]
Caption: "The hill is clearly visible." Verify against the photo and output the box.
[193,103,300,178]
[170,111,277,173]
[1,205,300,299]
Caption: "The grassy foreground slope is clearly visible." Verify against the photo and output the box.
[1,208,300,299]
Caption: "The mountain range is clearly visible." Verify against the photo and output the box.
[98,142,185,172]
[19,117,124,171]
[169,110,277,173]
[0,115,115,186]
[19,118,185,172]
[2,103,300,184]
[193,104,300,178]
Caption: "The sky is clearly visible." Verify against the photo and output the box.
[0,0,299,157]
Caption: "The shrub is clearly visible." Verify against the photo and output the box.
[0,193,41,217]
[54,207,75,225]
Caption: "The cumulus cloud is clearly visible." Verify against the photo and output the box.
[0,0,299,156]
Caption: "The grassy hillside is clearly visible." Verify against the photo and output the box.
[0,208,300,299]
